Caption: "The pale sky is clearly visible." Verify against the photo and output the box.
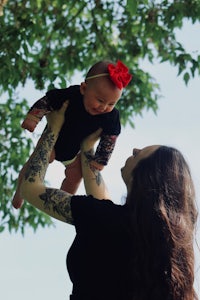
[1,21,200,300]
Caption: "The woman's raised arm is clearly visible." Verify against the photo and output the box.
[20,102,74,224]
[80,129,111,200]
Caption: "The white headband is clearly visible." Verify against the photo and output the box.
[86,73,109,80]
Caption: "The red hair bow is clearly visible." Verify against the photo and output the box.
[108,60,132,89]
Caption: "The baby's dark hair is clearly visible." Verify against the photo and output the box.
[85,60,113,78]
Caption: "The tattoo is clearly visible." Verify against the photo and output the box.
[94,134,117,165]
[84,149,102,186]
[25,127,56,182]
[93,168,102,186]
[84,148,95,161]
[39,188,73,224]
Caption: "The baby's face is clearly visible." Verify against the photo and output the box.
[80,77,122,115]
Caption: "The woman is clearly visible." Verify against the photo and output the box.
[20,103,198,300]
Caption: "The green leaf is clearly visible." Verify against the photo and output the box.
[183,72,190,85]
[127,0,138,15]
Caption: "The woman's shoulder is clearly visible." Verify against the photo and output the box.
[71,194,122,208]
[71,195,128,225]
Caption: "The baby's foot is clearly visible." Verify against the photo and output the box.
[21,118,38,132]
[12,189,24,209]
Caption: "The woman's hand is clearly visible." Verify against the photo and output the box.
[46,101,69,134]
[81,128,103,152]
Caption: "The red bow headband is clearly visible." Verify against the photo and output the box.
[86,60,132,89]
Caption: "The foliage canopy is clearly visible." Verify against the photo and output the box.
[0,0,200,234]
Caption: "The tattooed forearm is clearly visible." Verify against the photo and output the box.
[39,188,74,224]
[84,149,103,186]
[25,127,57,183]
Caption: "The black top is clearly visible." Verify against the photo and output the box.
[47,86,121,162]
[67,195,134,300]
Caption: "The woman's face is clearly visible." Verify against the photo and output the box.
[121,145,160,189]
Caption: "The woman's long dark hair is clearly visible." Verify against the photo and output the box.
[126,146,198,300]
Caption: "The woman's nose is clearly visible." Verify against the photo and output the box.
[132,148,140,156]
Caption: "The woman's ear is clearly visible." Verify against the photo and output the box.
[80,82,87,95]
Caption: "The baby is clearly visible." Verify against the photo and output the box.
[12,60,132,209]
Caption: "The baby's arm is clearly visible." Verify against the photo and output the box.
[21,96,52,132]
[22,89,70,132]
[90,134,118,170]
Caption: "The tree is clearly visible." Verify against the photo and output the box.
[0,0,200,234]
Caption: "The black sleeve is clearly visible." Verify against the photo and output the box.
[101,108,121,136]
[46,85,80,110]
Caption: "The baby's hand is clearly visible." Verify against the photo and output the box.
[46,101,69,133]
[21,118,38,132]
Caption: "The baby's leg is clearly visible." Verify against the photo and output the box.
[61,153,82,194]
[49,148,56,163]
